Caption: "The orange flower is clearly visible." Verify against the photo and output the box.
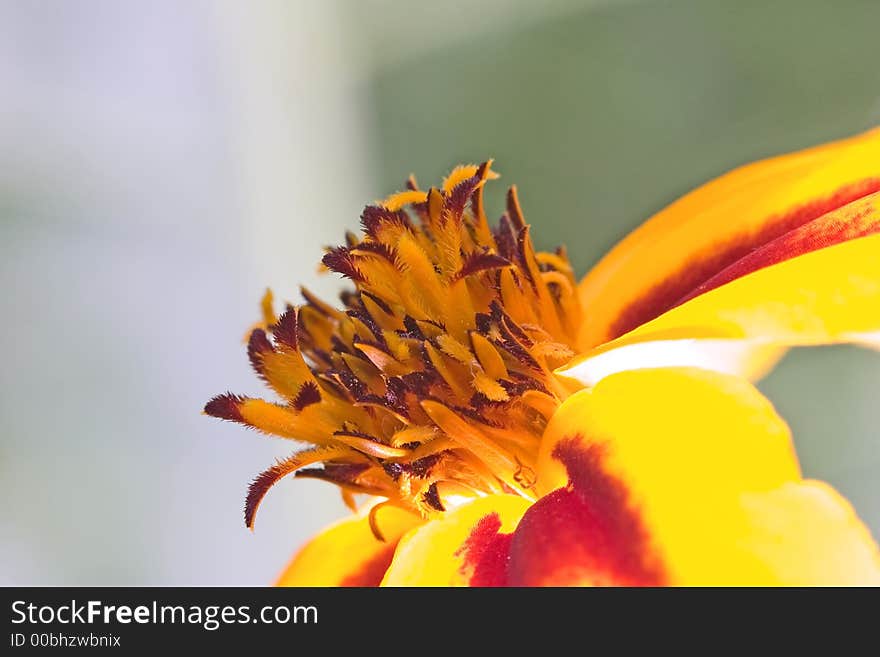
[206,129,880,586]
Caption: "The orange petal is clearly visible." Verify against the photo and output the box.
[531,368,879,585]
[381,495,531,586]
[578,127,880,349]
[276,504,422,587]
[561,230,880,386]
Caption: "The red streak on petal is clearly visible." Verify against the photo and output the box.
[454,513,514,587]
[339,543,398,587]
[609,178,880,341]
[677,192,880,305]
[507,437,665,586]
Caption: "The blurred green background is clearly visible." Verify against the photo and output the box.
[2,0,878,584]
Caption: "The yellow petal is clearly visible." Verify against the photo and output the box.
[533,368,879,585]
[276,504,421,586]
[561,231,880,386]
[578,127,880,348]
[381,495,531,586]
[734,480,880,585]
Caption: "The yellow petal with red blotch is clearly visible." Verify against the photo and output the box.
[578,127,880,349]
[380,495,531,586]
[528,368,879,585]
[562,229,880,386]
[276,504,421,587]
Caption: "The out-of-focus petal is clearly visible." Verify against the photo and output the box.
[732,480,880,585]
[381,495,531,586]
[276,504,421,586]
[562,231,880,386]
[526,368,877,585]
[578,127,880,348]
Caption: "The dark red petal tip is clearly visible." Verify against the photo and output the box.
[204,393,245,422]
[322,246,365,282]
[292,381,322,411]
[273,306,300,351]
[454,251,511,281]
[247,328,274,377]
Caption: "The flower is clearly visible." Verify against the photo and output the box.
[206,128,880,586]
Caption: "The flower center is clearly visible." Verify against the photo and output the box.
[206,162,583,528]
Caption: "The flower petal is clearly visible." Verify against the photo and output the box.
[380,495,531,586]
[276,504,421,586]
[562,228,880,386]
[531,368,878,585]
[507,472,666,586]
[578,127,880,349]
[734,480,880,585]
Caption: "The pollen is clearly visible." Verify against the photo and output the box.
[205,161,584,528]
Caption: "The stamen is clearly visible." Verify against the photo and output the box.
[207,161,583,524]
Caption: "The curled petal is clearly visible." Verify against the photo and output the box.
[246,447,348,529]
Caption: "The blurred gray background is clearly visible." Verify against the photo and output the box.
[1,0,878,585]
